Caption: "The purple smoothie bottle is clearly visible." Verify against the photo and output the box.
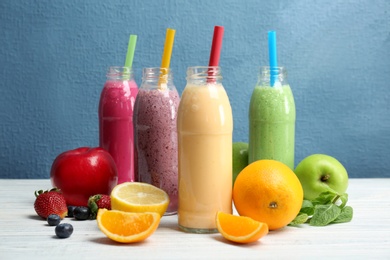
[133,67,180,215]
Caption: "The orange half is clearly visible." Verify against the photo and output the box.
[97,209,160,243]
[216,211,269,244]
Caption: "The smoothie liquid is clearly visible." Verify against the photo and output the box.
[178,66,233,233]
[248,67,295,169]
[99,67,138,184]
[134,68,180,215]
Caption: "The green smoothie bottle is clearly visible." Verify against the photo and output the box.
[248,66,296,169]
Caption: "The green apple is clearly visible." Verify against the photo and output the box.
[294,154,349,200]
[233,142,249,186]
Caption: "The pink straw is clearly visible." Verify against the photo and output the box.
[208,26,224,83]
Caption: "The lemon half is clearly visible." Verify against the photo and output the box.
[110,182,169,216]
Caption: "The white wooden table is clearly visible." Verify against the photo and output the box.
[1,179,389,259]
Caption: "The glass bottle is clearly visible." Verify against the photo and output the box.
[177,66,233,233]
[248,66,296,169]
[134,67,180,215]
[99,66,138,183]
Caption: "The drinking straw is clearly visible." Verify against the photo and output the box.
[209,26,224,66]
[125,34,137,68]
[268,31,278,87]
[208,26,224,83]
[159,28,176,88]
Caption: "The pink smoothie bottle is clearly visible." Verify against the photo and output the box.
[134,67,180,215]
[99,66,138,184]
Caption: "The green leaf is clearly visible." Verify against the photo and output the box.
[310,204,341,226]
[332,206,353,224]
[311,191,339,206]
[289,212,309,226]
[300,200,314,215]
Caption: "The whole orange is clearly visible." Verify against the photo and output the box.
[233,160,303,230]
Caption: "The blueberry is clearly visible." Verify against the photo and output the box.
[55,223,73,238]
[73,206,91,220]
[47,214,61,226]
[66,206,76,218]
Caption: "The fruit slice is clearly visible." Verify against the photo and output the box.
[110,182,169,216]
[216,211,269,244]
[97,209,160,243]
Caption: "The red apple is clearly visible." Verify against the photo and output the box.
[50,147,118,206]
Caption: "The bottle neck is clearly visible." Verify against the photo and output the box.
[257,66,288,86]
[141,67,174,90]
[106,66,134,81]
[186,66,222,85]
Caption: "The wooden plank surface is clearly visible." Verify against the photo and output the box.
[1,179,389,259]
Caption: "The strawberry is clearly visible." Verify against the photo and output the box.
[88,194,111,219]
[34,188,68,219]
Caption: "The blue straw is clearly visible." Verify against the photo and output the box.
[268,31,278,87]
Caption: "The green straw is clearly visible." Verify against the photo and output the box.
[125,34,137,68]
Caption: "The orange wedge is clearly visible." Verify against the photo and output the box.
[97,209,160,243]
[216,211,269,244]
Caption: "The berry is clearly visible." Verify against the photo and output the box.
[34,188,68,219]
[47,214,61,226]
[73,206,91,220]
[67,205,76,218]
[88,194,111,219]
[55,223,73,238]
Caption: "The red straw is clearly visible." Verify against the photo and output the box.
[208,26,224,66]
[208,26,224,83]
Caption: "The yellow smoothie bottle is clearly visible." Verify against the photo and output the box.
[177,66,233,233]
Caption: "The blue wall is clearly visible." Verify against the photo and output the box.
[1,0,389,178]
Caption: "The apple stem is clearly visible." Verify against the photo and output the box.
[321,174,330,182]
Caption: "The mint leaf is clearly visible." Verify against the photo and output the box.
[332,206,353,224]
[289,212,309,226]
[311,191,338,206]
[300,200,314,215]
[310,204,341,226]
[289,191,353,227]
